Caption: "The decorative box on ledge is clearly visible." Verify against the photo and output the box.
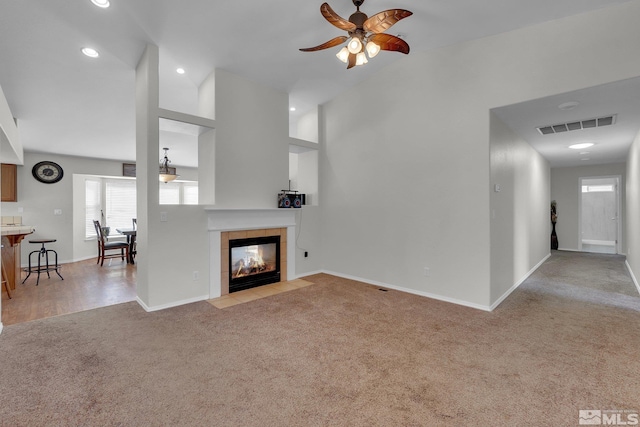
[278,191,305,208]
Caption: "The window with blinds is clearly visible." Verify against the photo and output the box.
[159,182,180,204]
[183,183,199,205]
[105,179,137,232]
[86,178,198,238]
[85,179,101,238]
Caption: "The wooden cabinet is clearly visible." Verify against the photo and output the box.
[1,163,17,202]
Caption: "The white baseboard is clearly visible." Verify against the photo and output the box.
[295,270,323,279]
[21,254,100,268]
[0,322,3,335]
[136,294,209,312]
[320,270,493,312]
[490,253,551,311]
[625,260,640,296]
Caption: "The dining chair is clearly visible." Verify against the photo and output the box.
[130,218,137,261]
[93,220,129,266]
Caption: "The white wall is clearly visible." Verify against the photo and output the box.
[2,152,126,263]
[0,84,23,165]
[320,0,640,309]
[625,130,640,289]
[550,163,626,252]
[214,70,289,208]
[0,152,199,265]
[490,112,550,305]
[295,107,319,143]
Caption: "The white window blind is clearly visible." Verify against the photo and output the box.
[85,179,102,238]
[105,179,137,232]
[159,182,180,205]
[183,183,199,205]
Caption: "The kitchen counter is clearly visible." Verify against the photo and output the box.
[1,224,35,291]
[1,225,36,236]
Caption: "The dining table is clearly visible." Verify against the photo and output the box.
[116,228,136,264]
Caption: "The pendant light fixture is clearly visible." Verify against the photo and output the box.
[159,147,178,183]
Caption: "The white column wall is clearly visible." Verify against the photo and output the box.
[626,130,640,291]
[214,70,289,208]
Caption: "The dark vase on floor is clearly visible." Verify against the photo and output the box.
[551,222,558,250]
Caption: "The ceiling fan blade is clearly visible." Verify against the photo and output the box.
[364,9,413,33]
[321,3,357,32]
[368,33,410,54]
[347,53,357,69]
[300,36,349,52]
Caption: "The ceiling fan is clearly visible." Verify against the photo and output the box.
[300,0,412,69]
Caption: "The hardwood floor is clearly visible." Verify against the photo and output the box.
[1,258,136,326]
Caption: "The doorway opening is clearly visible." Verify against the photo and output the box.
[579,176,621,254]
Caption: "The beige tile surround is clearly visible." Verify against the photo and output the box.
[208,279,313,309]
[220,227,287,296]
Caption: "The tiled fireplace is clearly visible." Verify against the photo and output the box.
[206,209,296,298]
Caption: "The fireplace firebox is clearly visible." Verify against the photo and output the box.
[229,235,280,292]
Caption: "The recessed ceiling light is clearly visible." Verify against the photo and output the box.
[569,143,594,150]
[290,107,296,112]
[81,47,99,58]
[176,68,185,74]
[91,0,110,8]
[558,101,580,111]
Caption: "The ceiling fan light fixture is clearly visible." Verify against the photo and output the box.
[299,1,412,69]
[336,47,349,63]
[347,37,362,54]
[356,52,368,66]
[365,41,380,58]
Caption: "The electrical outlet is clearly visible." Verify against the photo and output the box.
[424,267,430,277]
[160,212,168,222]
[192,271,199,281]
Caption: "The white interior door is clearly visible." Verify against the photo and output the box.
[580,176,620,254]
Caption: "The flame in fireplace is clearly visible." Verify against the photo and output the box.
[232,245,275,278]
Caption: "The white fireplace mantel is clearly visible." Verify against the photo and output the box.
[205,207,297,298]
[204,207,296,231]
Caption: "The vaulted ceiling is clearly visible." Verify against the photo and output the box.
[0,0,636,168]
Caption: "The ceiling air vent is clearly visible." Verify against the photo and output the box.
[536,114,616,135]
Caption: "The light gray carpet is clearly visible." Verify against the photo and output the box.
[0,251,638,426]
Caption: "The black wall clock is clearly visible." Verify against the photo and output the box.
[32,161,64,184]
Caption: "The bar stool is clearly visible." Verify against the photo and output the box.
[22,239,64,286]
[1,244,10,299]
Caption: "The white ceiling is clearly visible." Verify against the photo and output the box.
[493,77,640,168]
[0,0,636,168]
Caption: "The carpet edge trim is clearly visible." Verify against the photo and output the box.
[137,294,210,312]
[489,252,551,311]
